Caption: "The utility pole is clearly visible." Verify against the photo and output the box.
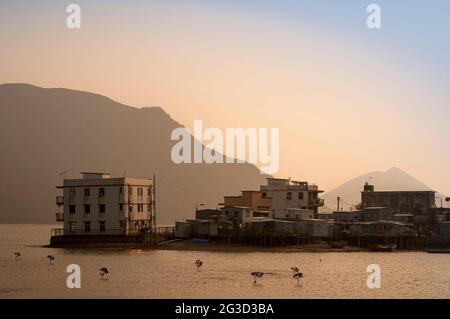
[152,174,156,232]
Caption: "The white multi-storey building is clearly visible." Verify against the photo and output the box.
[260,177,324,217]
[55,172,155,235]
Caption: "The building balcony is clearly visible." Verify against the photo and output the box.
[310,198,325,206]
[56,196,64,206]
[56,213,64,221]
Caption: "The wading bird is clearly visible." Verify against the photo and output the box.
[293,272,303,285]
[195,259,203,270]
[47,255,55,264]
[291,266,303,285]
[290,266,300,274]
[99,267,109,280]
[251,271,264,284]
[14,252,21,260]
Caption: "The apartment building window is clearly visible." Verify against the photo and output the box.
[69,205,76,214]
[99,221,106,232]
[99,204,106,214]
[84,204,91,214]
[128,187,133,196]
[69,222,75,233]
[84,188,90,197]
[137,187,143,197]
[69,188,76,199]
[147,187,151,196]
[119,220,125,228]
[286,192,292,200]
[99,188,105,197]
[119,186,123,194]
[262,192,267,199]
[119,204,123,211]
[84,222,91,233]
[298,192,304,200]
[148,204,151,212]
[129,205,133,213]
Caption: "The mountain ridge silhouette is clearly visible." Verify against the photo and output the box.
[0,83,267,224]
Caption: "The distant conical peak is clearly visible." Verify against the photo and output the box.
[385,166,405,174]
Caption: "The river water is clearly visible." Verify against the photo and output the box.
[0,224,449,298]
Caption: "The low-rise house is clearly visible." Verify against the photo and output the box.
[317,212,334,221]
[253,210,272,218]
[333,210,363,223]
[196,209,221,220]
[247,218,296,235]
[274,208,314,220]
[439,222,450,237]
[191,220,210,237]
[223,190,272,211]
[333,207,393,223]
[221,206,254,226]
[361,207,393,222]
[209,216,234,238]
[274,219,296,234]
[335,221,414,237]
[295,218,330,237]
[248,217,274,235]
[175,221,193,238]
[393,214,414,224]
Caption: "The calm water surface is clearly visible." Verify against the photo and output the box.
[1,224,449,298]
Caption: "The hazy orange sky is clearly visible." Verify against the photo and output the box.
[1,1,449,195]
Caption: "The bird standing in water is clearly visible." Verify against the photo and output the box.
[47,255,55,264]
[195,259,203,270]
[293,272,304,285]
[251,271,264,284]
[99,267,109,280]
[291,266,303,285]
